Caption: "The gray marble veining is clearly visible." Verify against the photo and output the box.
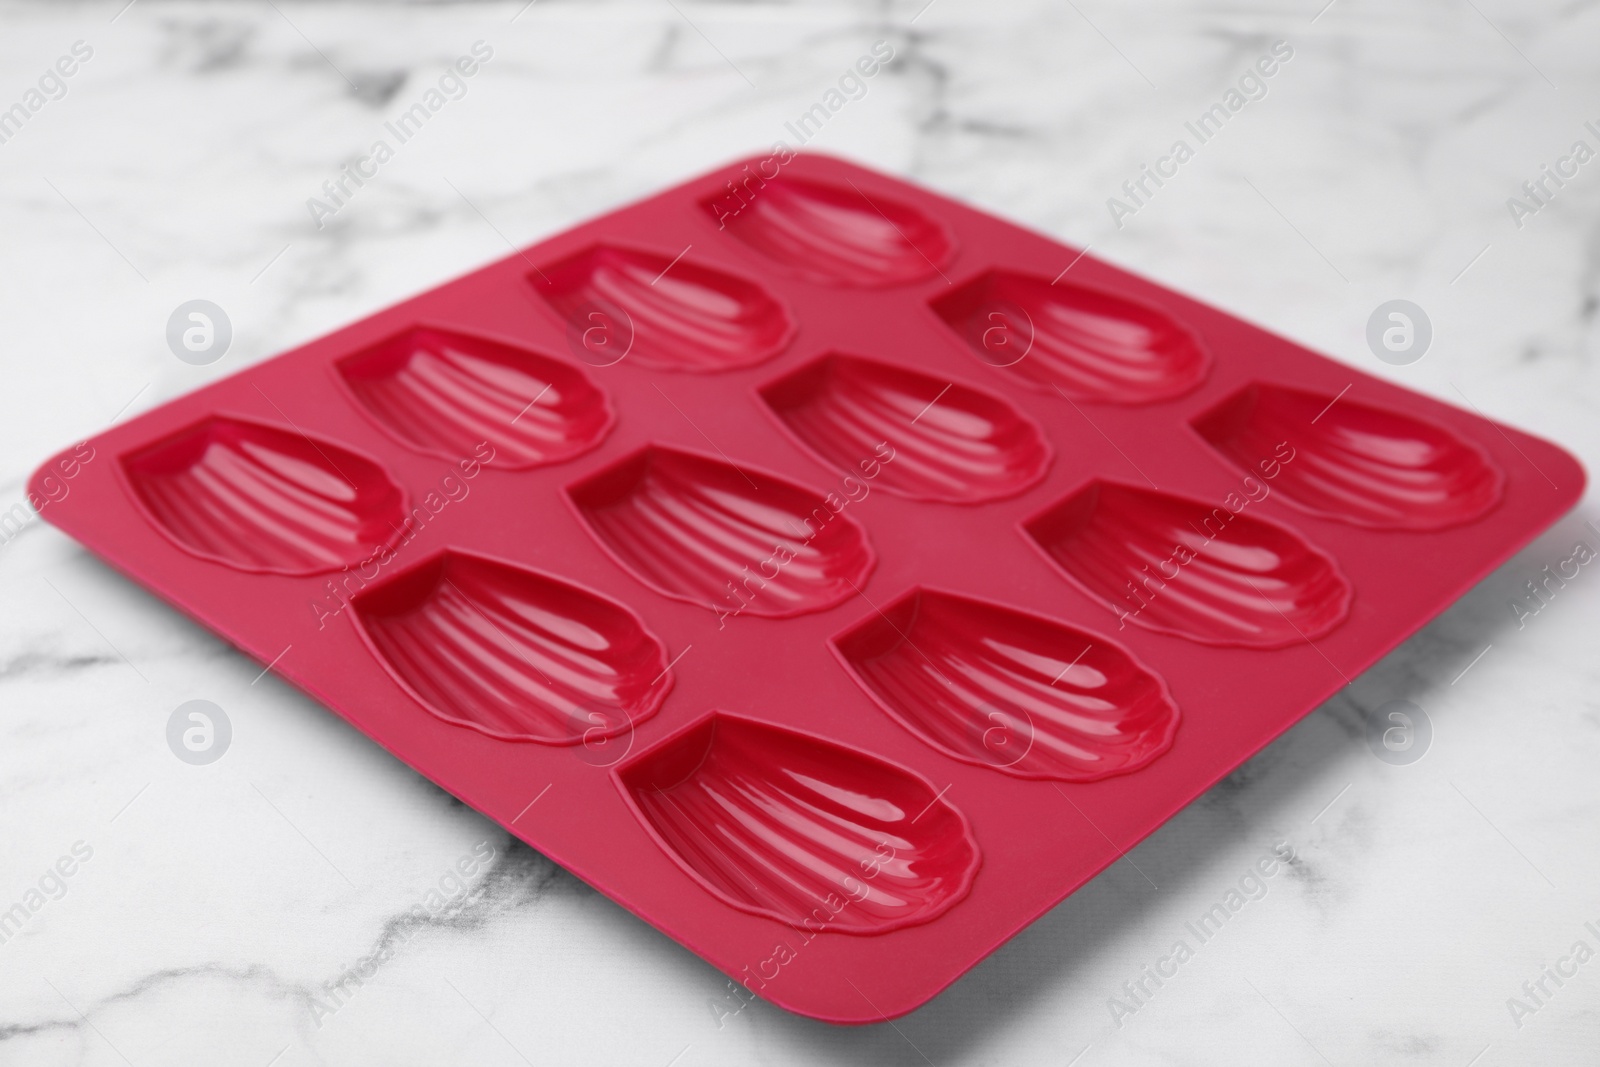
[1,1,1597,1064]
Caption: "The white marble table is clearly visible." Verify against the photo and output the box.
[2,1,1598,1063]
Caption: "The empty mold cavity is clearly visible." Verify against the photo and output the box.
[121,415,406,575]
[352,550,672,744]
[833,589,1178,781]
[534,244,796,373]
[567,446,874,618]
[930,270,1209,404]
[705,176,956,287]
[336,325,613,469]
[1023,481,1351,648]
[759,353,1051,504]
[1192,383,1505,531]
[617,712,980,934]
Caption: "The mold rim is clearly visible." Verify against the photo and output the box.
[752,350,1056,506]
[114,410,412,578]
[347,545,677,745]
[828,583,1181,782]
[1017,476,1356,650]
[522,240,800,374]
[561,441,879,619]
[327,320,618,470]
[611,707,984,937]
[1186,379,1509,532]
[694,170,961,288]
[924,266,1214,405]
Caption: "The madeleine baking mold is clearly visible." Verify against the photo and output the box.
[34,153,1583,1024]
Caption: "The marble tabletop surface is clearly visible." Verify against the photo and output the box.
[2,0,1599,1063]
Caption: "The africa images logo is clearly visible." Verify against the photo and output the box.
[305,41,494,229]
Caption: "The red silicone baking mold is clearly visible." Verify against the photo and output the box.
[32,153,1584,1023]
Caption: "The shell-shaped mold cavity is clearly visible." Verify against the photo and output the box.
[705,176,956,287]
[1023,481,1352,648]
[567,446,874,618]
[121,415,407,576]
[617,712,980,934]
[352,550,673,744]
[759,353,1051,504]
[1192,383,1505,531]
[335,325,613,469]
[930,270,1209,404]
[534,244,796,373]
[832,589,1179,781]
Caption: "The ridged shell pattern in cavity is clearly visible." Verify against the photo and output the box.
[1192,382,1505,530]
[617,712,980,934]
[759,353,1051,504]
[1024,481,1352,648]
[833,588,1179,780]
[707,175,956,287]
[566,445,874,618]
[931,270,1210,404]
[353,550,673,744]
[121,415,407,576]
[534,244,796,373]
[336,325,613,469]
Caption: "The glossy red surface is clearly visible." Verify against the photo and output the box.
[931,269,1211,403]
[759,352,1051,504]
[119,414,408,576]
[706,175,957,287]
[1024,480,1354,649]
[353,549,673,744]
[832,588,1178,781]
[1193,381,1505,530]
[336,324,615,469]
[618,712,980,935]
[565,444,876,618]
[33,153,1584,1024]
[535,244,796,373]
